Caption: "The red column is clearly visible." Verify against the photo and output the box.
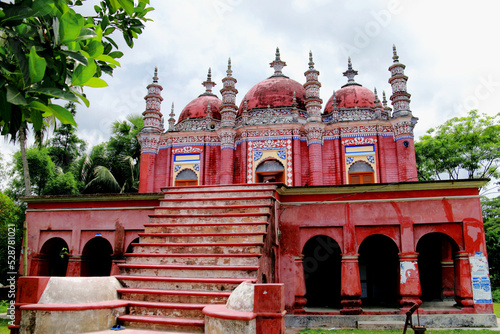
[308,143,323,185]
[293,136,302,186]
[254,284,286,334]
[220,148,234,185]
[138,152,156,193]
[399,252,422,308]
[293,255,307,314]
[66,256,82,276]
[454,251,474,309]
[441,242,455,299]
[340,255,362,314]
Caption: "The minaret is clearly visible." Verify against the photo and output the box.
[342,57,361,87]
[138,67,163,193]
[218,58,238,184]
[303,51,324,186]
[168,102,175,131]
[304,51,323,123]
[388,45,411,117]
[374,87,383,119]
[201,68,216,96]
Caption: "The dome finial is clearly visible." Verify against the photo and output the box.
[202,67,216,95]
[153,66,158,83]
[227,58,233,77]
[308,50,315,70]
[392,44,399,63]
[270,47,287,77]
[342,57,359,86]
[382,91,388,108]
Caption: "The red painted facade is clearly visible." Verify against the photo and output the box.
[18,47,494,328]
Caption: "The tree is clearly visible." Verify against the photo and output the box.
[482,197,500,290]
[47,102,86,172]
[0,0,153,196]
[0,192,24,285]
[415,110,500,184]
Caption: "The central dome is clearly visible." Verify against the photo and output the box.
[238,76,306,115]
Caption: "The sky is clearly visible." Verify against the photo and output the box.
[1,0,500,173]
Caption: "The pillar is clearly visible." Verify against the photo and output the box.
[66,255,82,276]
[454,251,474,309]
[399,252,422,308]
[293,255,307,314]
[340,255,362,314]
[441,242,455,299]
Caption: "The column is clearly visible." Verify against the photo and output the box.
[66,255,82,276]
[454,251,474,309]
[399,252,422,308]
[340,255,362,314]
[293,255,307,314]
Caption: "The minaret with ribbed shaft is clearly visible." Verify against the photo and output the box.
[218,58,238,184]
[304,51,322,123]
[168,102,175,131]
[138,67,164,193]
[304,51,324,185]
[388,45,411,117]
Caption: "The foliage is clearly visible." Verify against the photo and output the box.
[482,196,500,289]
[0,0,153,140]
[47,102,86,172]
[415,110,500,182]
[9,146,78,197]
[0,192,24,285]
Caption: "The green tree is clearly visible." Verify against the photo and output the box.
[0,0,153,196]
[0,192,24,285]
[415,110,500,183]
[76,143,119,193]
[482,196,500,296]
[47,102,86,172]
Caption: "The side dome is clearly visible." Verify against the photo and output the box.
[324,85,375,113]
[177,68,222,123]
[238,76,306,115]
[178,95,222,123]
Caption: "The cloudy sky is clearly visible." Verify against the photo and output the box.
[2,0,500,163]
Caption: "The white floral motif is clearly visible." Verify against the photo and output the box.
[172,146,204,154]
[341,136,377,145]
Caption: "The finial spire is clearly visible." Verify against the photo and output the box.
[392,44,399,63]
[270,47,287,77]
[201,67,216,95]
[292,91,298,108]
[382,91,388,108]
[226,58,233,77]
[153,66,158,83]
[308,50,315,70]
[243,95,248,111]
[342,57,360,87]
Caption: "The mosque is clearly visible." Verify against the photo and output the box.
[15,47,495,333]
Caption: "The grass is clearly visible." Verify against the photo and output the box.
[0,319,10,334]
[494,302,500,318]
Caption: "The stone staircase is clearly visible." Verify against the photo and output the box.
[115,184,276,333]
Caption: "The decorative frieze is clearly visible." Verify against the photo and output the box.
[341,136,377,146]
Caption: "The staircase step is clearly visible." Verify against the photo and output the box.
[119,288,231,304]
[124,253,261,266]
[357,321,405,330]
[118,263,259,278]
[127,301,207,319]
[162,189,275,199]
[149,214,269,224]
[118,314,204,333]
[139,232,266,244]
[154,204,272,215]
[131,242,264,254]
[144,222,268,234]
[159,196,273,207]
[116,275,256,291]
[162,184,276,193]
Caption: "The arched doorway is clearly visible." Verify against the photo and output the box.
[175,169,198,186]
[358,235,399,307]
[302,235,342,309]
[126,237,140,254]
[255,159,284,183]
[37,237,69,276]
[81,237,113,276]
[348,161,374,184]
[417,233,459,301]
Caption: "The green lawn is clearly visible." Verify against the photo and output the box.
[0,319,10,334]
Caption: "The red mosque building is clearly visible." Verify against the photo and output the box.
[17,47,495,332]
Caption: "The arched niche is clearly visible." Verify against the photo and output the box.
[175,168,198,186]
[348,161,374,184]
[80,237,113,276]
[37,237,69,276]
[255,159,284,183]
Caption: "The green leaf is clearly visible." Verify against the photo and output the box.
[59,11,83,44]
[8,37,30,87]
[2,5,34,24]
[29,108,44,132]
[95,54,120,66]
[118,0,135,16]
[6,85,27,105]
[48,104,76,126]
[82,77,108,88]
[29,87,79,102]
[28,47,47,84]
[28,100,54,114]
[108,51,124,59]
[60,50,88,66]
[71,60,96,86]
[32,0,56,17]
[0,90,12,123]
[108,0,120,13]
[72,90,89,107]
[75,28,97,41]
[86,40,104,58]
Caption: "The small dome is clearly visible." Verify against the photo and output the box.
[324,85,375,113]
[178,94,222,123]
[238,76,306,115]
